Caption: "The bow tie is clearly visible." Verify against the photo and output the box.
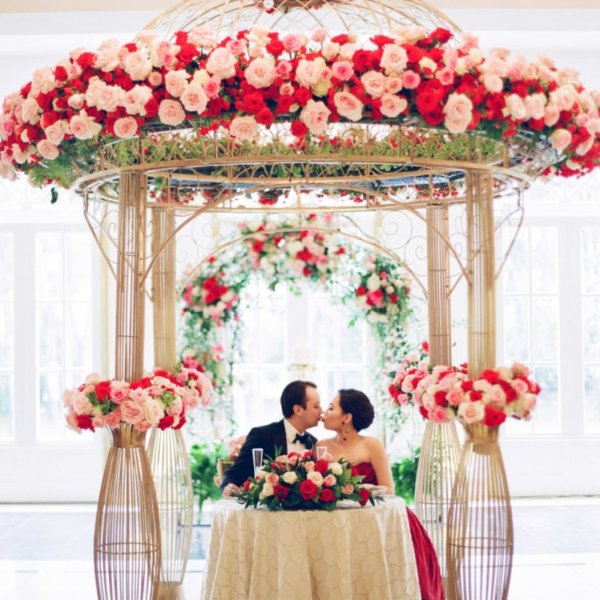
[293,432,313,449]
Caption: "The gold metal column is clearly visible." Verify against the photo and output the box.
[148,206,195,600]
[94,172,161,600]
[415,202,461,584]
[446,171,513,600]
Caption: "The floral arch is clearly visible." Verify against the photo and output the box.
[177,213,413,431]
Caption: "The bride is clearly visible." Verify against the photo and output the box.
[318,388,445,600]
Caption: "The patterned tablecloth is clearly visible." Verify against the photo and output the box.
[201,497,421,600]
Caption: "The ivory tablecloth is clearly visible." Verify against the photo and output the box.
[201,497,421,600]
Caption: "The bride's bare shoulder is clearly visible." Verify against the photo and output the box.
[362,435,385,449]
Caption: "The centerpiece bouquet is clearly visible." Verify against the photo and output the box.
[234,450,383,511]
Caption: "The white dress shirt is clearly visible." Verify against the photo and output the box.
[284,419,309,454]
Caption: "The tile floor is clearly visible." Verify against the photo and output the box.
[0,498,599,599]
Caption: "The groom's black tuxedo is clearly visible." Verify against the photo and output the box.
[220,420,317,490]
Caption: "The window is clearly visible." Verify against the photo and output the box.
[0,233,14,440]
[35,231,95,440]
[502,225,560,434]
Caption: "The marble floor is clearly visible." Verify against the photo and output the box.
[0,497,599,599]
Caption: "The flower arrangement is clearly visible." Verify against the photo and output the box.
[234,450,383,511]
[390,351,541,428]
[1,25,598,187]
[64,366,212,433]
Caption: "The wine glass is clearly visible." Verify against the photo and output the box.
[316,446,328,460]
[252,448,264,477]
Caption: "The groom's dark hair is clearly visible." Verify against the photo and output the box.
[281,380,317,418]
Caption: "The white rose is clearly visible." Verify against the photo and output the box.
[330,462,343,476]
[307,471,324,486]
[366,274,381,291]
[282,471,298,484]
[259,482,274,499]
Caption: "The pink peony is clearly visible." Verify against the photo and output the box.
[229,116,259,141]
[444,93,473,134]
[333,91,363,122]
[158,99,186,126]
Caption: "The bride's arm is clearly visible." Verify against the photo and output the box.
[368,438,395,495]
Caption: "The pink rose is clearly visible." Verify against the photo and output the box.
[203,78,221,99]
[430,406,450,423]
[544,104,560,127]
[304,460,315,472]
[311,27,326,44]
[123,51,153,81]
[380,44,408,75]
[552,86,576,111]
[36,139,59,160]
[504,94,527,121]
[361,71,386,98]
[550,128,572,151]
[21,98,41,124]
[458,401,484,424]
[525,94,546,120]
[121,400,145,424]
[282,32,305,53]
[266,472,279,485]
[69,111,101,140]
[276,61,293,78]
[148,72,163,87]
[72,393,93,415]
[206,47,237,79]
[96,84,124,112]
[446,387,465,407]
[165,70,189,98]
[134,421,152,432]
[158,99,186,126]
[333,91,363,122]
[380,93,407,118]
[331,61,354,81]
[299,100,331,134]
[123,85,152,116]
[244,57,276,89]
[402,70,421,89]
[156,41,179,69]
[341,483,354,495]
[436,67,455,86]
[576,136,594,157]
[44,121,67,145]
[444,93,473,134]
[67,94,85,110]
[104,409,122,428]
[481,74,503,94]
[323,474,336,487]
[95,39,121,72]
[114,117,138,139]
[189,26,217,49]
[229,116,259,141]
[181,83,208,113]
[296,59,322,88]
[226,38,246,56]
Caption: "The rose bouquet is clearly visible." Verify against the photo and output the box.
[234,450,383,511]
[390,352,541,428]
[64,365,212,433]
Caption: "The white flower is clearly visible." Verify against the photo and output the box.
[259,482,274,499]
[307,471,324,486]
[282,471,298,484]
[330,462,343,476]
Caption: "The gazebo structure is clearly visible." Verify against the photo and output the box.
[1,0,598,599]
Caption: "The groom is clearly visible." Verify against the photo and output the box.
[221,380,322,495]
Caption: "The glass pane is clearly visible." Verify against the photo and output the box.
[340,368,366,392]
[65,232,92,300]
[65,303,92,369]
[584,367,600,434]
[256,369,285,427]
[37,303,64,369]
[530,228,558,294]
[503,296,531,363]
[341,318,365,364]
[532,297,558,363]
[36,233,63,300]
[0,234,13,300]
[38,372,64,440]
[531,366,560,433]
[311,303,336,366]
[260,301,285,364]
[0,303,14,368]
[503,228,529,294]
[582,297,600,363]
[581,228,600,294]
[0,374,13,440]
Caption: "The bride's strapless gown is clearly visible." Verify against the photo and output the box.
[353,463,445,600]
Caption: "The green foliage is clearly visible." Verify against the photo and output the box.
[391,447,420,505]
[189,441,229,514]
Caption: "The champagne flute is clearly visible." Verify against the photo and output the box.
[252,448,264,477]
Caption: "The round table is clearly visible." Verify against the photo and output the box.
[201,497,421,600]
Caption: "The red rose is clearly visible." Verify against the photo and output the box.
[266,37,285,56]
[434,390,448,407]
[256,108,274,126]
[178,43,198,65]
[315,459,329,475]
[144,97,159,118]
[480,369,500,385]
[358,488,370,506]
[76,415,95,432]
[54,66,68,81]
[241,92,265,114]
[419,406,429,420]
[243,480,251,492]
[294,87,312,106]
[469,390,482,402]
[95,381,112,403]
[290,120,308,137]
[76,52,96,70]
[331,34,350,45]
[299,479,318,500]
[370,34,395,47]
[483,405,507,428]
[274,484,290,502]
[158,414,174,430]
[319,488,336,503]
[173,415,186,430]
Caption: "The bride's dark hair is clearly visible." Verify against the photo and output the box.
[338,389,375,432]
